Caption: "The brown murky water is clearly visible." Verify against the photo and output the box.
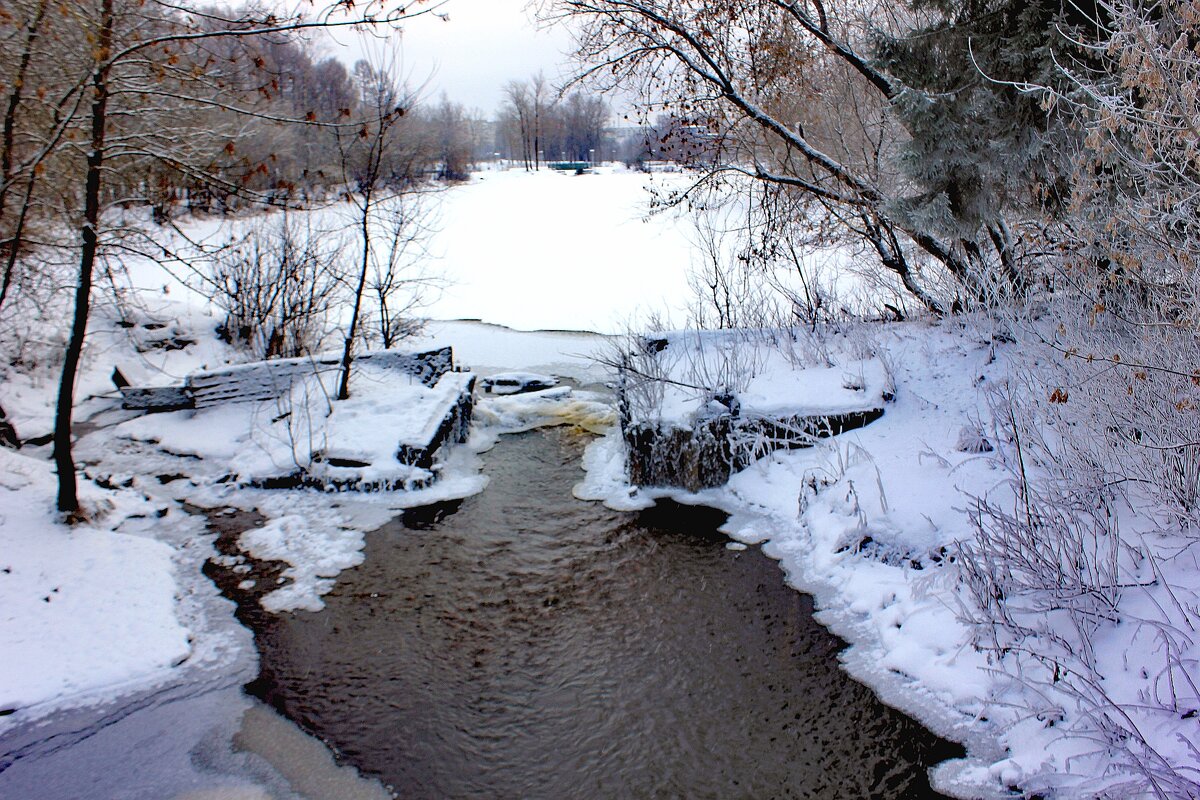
[229,426,962,799]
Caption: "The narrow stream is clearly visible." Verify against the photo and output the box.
[226,426,962,799]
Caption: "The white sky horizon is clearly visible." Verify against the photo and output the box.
[322,0,579,117]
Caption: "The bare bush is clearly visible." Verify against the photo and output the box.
[358,195,442,351]
[957,369,1200,797]
[679,330,764,399]
[207,213,341,360]
[685,202,779,331]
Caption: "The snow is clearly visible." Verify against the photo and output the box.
[420,167,697,333]
[572,318,1196,796]
[238,515,366,614]
[0,289,617,731]
[5,167,1194,799]
[104,360,474,490]
[0,447,191,712]
[116,167,698,337]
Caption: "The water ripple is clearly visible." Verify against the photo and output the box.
[242,427,961,799]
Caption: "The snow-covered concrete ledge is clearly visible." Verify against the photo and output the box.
[252,370,477,491]
[105,345,477,494]
[615,331,890,491]
[622,407,886,491]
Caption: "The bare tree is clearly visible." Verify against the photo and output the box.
[0,0,49,251]
[428,94,473,181]
[334,52,429,401]
[40,0,439,515]
[503,79,534,170]
[530,70,551,170]
[362,198,441,350]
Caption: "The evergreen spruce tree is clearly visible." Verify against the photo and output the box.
[873,0,1099,243]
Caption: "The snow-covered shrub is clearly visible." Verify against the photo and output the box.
[604,324,765,429]
[958,367,1200,797]
[685,202,781,331]
[605,329,674,427]
[948,3,1200,789]
[0,291,70,375]
[765,313,838,369]
[955,426,992,454]
[350,191,442,352]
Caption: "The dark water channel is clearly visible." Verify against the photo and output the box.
[230,426,962,799]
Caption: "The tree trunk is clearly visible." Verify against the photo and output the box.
[55,0,112,515]
[0,176,36,311]
[338,192,372,401]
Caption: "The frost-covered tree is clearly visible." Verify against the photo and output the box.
[941,1,1200,793]
[872,0,1102,293]
[553,0,1058,311]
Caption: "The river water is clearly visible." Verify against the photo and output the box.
[226,426,962,799]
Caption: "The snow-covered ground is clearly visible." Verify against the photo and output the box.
[3,167,1193,799]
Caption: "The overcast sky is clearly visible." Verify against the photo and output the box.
[325,0,578,116]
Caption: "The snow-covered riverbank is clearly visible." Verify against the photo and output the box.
[0,309,1026,799]
[4,168,1195,798]
[576,321,1014,796]
[0,308,615,798]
